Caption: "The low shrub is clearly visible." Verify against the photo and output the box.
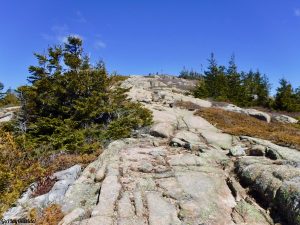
[16,36,152,154]
[195,108,300,149]
[30,204,64,225]
[0,128,45,216]
[0,126,99,217]
[173,100,201,111]
[0,36,152,217]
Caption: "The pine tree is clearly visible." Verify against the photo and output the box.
[0,82,4,99]
[192,54,272,108]
[240,70,270,107]
[17,36,153,154]
[204,53,218,97]
[274,79,297,112]
[179,67,202,80]
[226,54,241,104]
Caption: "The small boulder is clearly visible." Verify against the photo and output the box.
[201,131,233,149]
[0,112,14,122]
[229,146,246,156]
[275,177,300,225]
[220,104,271,123]
[58,208,86,225]
[272,114,299,124]
[170,138,186,147]
[265,148,281,160]
[95,164,107,182]
[174,130,203,144]
[247,145,266,156]
[244,109,271,123]
[53,165,82,181]
[150,122,174,138]
[138,161,153,173]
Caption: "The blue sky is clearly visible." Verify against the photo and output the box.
[1,0,300,93]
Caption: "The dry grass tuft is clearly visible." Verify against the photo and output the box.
[195,108,300,149]
[31,204,64,225]
[173,100,201,111]
[31,177,58,198]
[0,126,100,217]
[45,151,101,173]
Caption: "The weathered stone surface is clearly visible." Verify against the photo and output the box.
[245,108,271,123]
[94,164,106,182]
[91,175,122,217]
[150,122,174,138]
[246,145,266,156]
[232,200,272,225]
[168,153,207,166]
[134,191,144,217]
[174,130,203,144]
[220,104,271,123]
[118,192,135,218]
[241,136,300,162]
[59,208,86,225]
[122,76,211,108]
[170,137,186,147]
[83,216,113,225]
[229,145,247,156]
[54,165,82,180]
[236,156,300,225]
[201,130,233,149]
[3,165,82,220]
[272,114,299,124]
[8,76,293,225]
[176,171,236,225]
[146,192,181,225]
[0,111,14,122]
[275,177,300,225]
[137,161,154,173]
[0,106,20,123]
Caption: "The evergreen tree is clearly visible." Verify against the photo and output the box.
[179,67,202,80]
[240,70,270,107]
[204,53,218,98]
[202,53,228,100]
[226,54,242,104]
[193,54,272,107]
[295,87,300,103]
[0,84,19,107]
[274,79,298,112]
[17,36,152,154]
[0,82,4,99]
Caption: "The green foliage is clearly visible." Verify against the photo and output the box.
[0,87,19,107]
[0,128,45,216]
[240,70,270,107]
[192,54,300,112]
[192,53,271,107]
[105,102,153,140]
[16,36,152,155]
[274,79,300,112]
[226,55,243,103]
[0,82,4,99]
[179,67,203,80]
[0,37,152,216]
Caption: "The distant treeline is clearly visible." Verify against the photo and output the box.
[179,53,300,112]
[0,84,19,107]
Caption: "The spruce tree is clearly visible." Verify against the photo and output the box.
[226,54,241,104]
[0,82,4,100]
[204,53,219,98]
[17,36,152,154]
[274,79,297,111]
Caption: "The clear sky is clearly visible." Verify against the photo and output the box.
[1,0,300,93]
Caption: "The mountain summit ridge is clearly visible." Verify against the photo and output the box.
[4,75,300,225]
